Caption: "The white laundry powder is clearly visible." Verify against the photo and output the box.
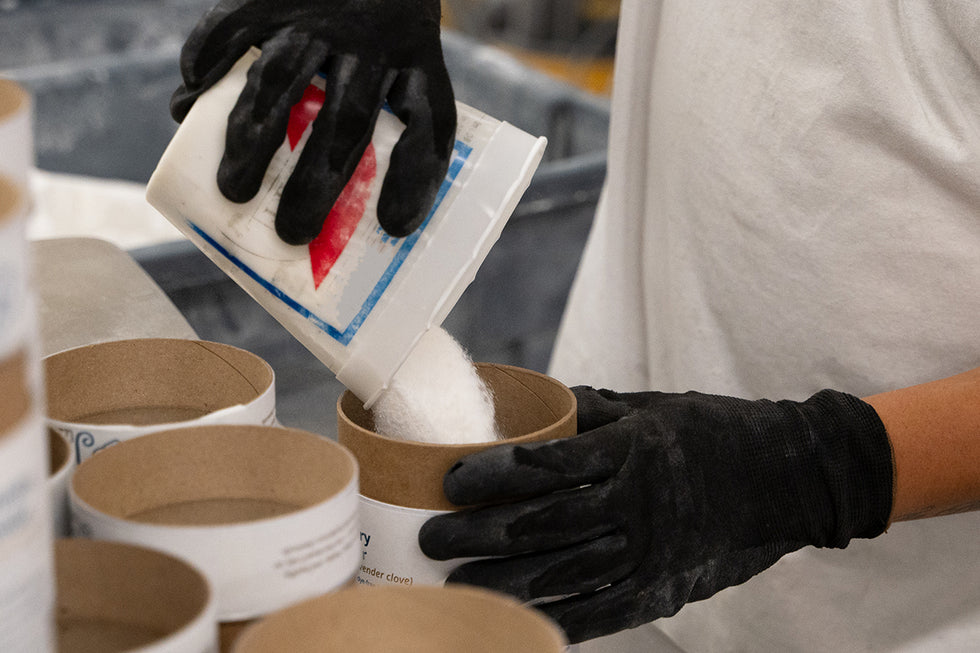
[372,327,502,444]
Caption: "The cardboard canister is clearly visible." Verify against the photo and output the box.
[232,585,567,652]
[55,538,217,653]
[0,350,56,652]
[147,48,547,409]
[68,425,360,623]
[0,79,33,186]
[0,141,52,650]
[337,363,576,588]
[44,338,277,464]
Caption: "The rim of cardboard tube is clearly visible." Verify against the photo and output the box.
[71,424,357,525]
[70,424,361,622]
[232,585,567,653]
[55,538,216,652]
[337,363,577,510]
[43,337,274,425]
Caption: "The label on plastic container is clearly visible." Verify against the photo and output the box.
[147,48,547,406]
[355,495,464,588]
[0,412,56,653]
[183,109,480,346]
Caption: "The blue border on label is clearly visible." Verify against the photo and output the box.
[188,139,472,346]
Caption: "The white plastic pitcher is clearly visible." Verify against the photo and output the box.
[147,49,546,406]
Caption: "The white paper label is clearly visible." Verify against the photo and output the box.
[355,495,462,588]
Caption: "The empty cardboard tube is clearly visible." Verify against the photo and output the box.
[337,362,577,511]
[0,176,49,642]
[231,585,567,652]
[0,412,54,651]
[69,424,360,622]
[55,538,217,653]
[45,338,276,463]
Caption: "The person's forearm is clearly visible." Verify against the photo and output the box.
[864,366,980,522]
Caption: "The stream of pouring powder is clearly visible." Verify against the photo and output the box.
[372,327,502,444]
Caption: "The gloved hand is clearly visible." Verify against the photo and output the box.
[419,386,894,643]
[171,0,457,243]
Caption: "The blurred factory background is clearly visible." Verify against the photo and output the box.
[1,0,615,438]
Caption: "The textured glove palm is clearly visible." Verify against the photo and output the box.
[171,0,456,242]
[419,386,893,643]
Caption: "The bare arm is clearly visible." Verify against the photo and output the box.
[864,366,980,522]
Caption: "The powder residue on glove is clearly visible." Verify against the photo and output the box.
[372,327,502,444]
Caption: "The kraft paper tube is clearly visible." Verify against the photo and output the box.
[69,424,360,623]
[337,363,576,589]
[55,538,218,653]
[0,79,33,185]
[231,585,568,653]
[0,354,55,651]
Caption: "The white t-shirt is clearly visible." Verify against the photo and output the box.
[551,1,980,651]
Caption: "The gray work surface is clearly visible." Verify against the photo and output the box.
[31,237,196,358]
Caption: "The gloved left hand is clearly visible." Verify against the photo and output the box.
[419,385,893,643]
[171,0,457,243]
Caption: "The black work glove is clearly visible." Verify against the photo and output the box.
[171,0,457,243]
[419,386,894,643]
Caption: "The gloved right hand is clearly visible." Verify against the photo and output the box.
[420,386,894,643]
[171,0,457,243]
